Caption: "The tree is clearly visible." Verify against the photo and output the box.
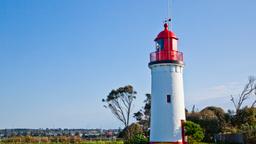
[230,76,256,113]
[234,107,256,126]
[102,85,136,127]
[185,121,204,144]
[235,108,256,144]
[133,94,151,131]
[201,106,226,129]
[186,106,227,142]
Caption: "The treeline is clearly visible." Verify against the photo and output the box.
[186,106,256,143]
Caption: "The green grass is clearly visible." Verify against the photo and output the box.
[80,142,123,144]
[0,141,124,144]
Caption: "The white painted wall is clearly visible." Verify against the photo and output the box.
[149,63,186,142]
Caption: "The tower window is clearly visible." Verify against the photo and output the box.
[167,95,171,103]
[156,39,164,51]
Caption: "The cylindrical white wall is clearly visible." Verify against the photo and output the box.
[149,63,186,143]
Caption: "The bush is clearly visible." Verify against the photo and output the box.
[119,123,148,144]
[119,123,143,140]
[234,107,256,126]
[240,123,256,144]
[125,133,148,144]
[185,121,204,143]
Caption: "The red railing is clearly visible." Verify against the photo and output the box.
[150,50,183,62]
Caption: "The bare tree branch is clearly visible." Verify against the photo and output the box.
[230,76,256,112]
[230,95,238,110]
[251,100,256,108]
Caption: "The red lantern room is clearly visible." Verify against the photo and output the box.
[149,23,183,65]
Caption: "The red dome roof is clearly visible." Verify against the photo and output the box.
[155,23,178,41]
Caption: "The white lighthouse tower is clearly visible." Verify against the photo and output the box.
[149,22,186,144]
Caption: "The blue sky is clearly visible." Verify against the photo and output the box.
[0,0,255,129]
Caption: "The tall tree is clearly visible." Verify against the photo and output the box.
[230,76,256,113]
[134,94,151,131]
[102,85,136,127]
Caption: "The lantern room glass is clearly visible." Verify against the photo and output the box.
[156,39,164,51]
[172,39,178,50]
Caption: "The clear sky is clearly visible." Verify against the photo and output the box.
[0,0,255,129]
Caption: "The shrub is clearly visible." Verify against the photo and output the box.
[185,121,204,143]
[125,133,148,144]
[119,123,143,141]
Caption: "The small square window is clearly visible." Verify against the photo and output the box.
[167,95,171,103]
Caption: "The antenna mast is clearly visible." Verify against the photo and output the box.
[166,0,172,28]
[167,0,170,19]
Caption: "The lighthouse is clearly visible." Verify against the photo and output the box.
[149,22,186,144]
